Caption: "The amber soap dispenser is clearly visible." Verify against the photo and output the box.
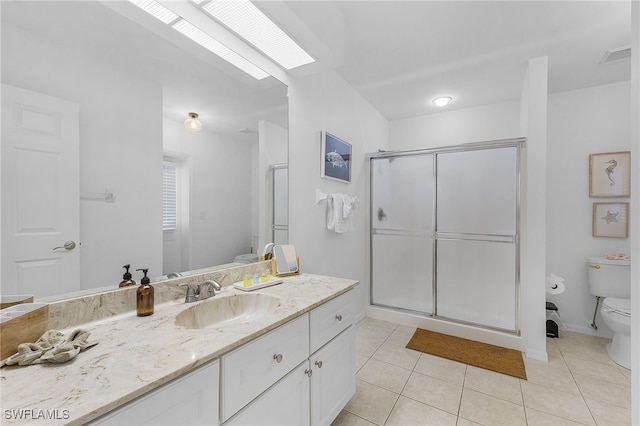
[119,264,136,287]
[136,268,154,317]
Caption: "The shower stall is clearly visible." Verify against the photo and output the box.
[369,138,524,334]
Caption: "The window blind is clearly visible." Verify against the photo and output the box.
[163,163,177,231]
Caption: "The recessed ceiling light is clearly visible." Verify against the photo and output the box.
[202,0,314,70]
[172,19,269,80]
[432,96,453,107]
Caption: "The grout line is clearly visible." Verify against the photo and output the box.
[520,379,529,425]
[544,335,600,425]
[457,364,467,419]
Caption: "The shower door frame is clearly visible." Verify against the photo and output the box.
[368,138,525,335]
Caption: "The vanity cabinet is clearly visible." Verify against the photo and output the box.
[222,290,355,426]
[91,289,354,426]
[91,360,219,426]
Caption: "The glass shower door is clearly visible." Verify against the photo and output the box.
[370,154,434,314]
[435,146,519,331]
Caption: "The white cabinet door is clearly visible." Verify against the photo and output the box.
[224,361,310,426]
[91,360,219,426]
[310,326,355,426]
[221,314,309,422]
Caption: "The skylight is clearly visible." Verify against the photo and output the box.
[128,0,269,80]
[202,1,314,70]
[172,19,269,80]
[128,0,179,24]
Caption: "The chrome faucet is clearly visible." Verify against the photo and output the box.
[199,280,222,299]
[179,280,222,303]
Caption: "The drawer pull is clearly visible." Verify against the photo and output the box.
[335,314,343,321]
[589,264,601,269]
[273,353,283,363]
[305,369,313,377]
[315,360,323,368]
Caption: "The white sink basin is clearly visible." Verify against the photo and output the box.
[175,293,280,329]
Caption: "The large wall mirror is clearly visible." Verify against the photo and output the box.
[1,1,288,300]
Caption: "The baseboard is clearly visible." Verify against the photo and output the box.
[525,348,548,362]
[563,322,613,339]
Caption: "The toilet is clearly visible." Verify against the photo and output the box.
[586,256,631,369]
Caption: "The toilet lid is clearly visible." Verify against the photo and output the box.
[603,297,631,317]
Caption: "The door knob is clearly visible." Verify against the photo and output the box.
[53,241,76,251]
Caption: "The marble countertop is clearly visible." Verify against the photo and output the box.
[0,274,357,425]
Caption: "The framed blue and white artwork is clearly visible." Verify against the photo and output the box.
[321,131,351,183]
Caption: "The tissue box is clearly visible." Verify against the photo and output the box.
[0,303,48,360]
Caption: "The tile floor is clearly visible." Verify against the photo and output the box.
[332,317,632,426]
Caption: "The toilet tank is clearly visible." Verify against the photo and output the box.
[586,257,631,298]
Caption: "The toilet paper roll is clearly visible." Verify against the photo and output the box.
[546,274,566,295]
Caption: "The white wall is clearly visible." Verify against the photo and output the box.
[546,81,631,336]
[288,70,389,318]
[164,120,253,270]
[389,100,521,148]
[2,23,163,289]
[519,56,549,362]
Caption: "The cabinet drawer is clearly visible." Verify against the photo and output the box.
[221,314,309,422]
[309,290,353,353]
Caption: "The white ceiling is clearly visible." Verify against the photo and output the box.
[281,0,632,120]
[2,1,288,143]
[4,1,631,131]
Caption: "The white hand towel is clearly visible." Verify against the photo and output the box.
[327,193,355,233]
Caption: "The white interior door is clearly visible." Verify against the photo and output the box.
[1,84,80,298]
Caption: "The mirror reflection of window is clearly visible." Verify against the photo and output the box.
[163,162,178,232]
[162,157,189,275]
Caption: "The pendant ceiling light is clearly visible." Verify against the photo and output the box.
[184,112,203,132]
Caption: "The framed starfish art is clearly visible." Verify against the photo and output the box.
[589,151,631,197]
[593,202,629,238]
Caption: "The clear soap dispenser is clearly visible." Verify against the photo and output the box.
[119,264,136,287]
[136,268,154,317]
